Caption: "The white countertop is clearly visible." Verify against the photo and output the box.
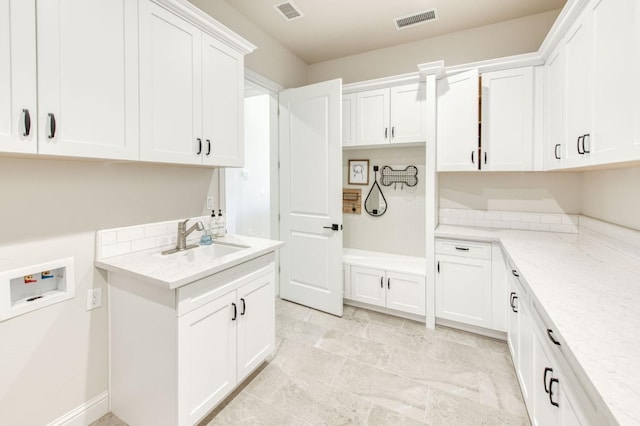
[95,234,284,290]
[436,225,640,425]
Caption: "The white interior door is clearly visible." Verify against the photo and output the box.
[279,79,343,316]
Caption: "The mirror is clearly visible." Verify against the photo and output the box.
[365,180,387,216]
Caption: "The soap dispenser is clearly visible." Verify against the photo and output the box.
[199,210,215,245]
[216,209,226,238]
[209,210,219,239]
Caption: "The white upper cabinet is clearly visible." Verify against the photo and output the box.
[437,67,535,172]
[481,67,534,171]
[544,43,565,170]
[0,0,37,154]
[139,0,202,165]
[589,0,637,164]
[139,0,246,167]
[561,0,638,168]
[564,13,591,166]
[437,69,479,171]
[37,0,139,160]
[347,82,425,147]
[342,93,357,147]
[0,0,252,165]
[389,83,427,144]
[356,88,390,146]
[202,33,244,167]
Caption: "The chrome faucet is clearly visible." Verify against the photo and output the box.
[162,218,204,255]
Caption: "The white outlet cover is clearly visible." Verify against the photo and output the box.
[87,288,102,311]
[207,196,214,210]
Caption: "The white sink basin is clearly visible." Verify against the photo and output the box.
[154,242,248,262]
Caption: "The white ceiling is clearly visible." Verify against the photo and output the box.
[223,0,567,64]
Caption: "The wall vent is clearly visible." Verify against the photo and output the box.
[273,1,304,21]
[394,9,438,30]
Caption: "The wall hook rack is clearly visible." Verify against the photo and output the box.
[380,165,418,189]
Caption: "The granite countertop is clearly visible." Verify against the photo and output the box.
[95,234,284,290]
[436,225,640,425]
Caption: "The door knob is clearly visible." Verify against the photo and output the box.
[323,224,340,231]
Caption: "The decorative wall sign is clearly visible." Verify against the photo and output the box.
[343,188,362,214]
[348,159,369,185]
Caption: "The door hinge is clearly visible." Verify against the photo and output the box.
[278,213,280,221]
[278,161,280,169]
[278,266,281,273]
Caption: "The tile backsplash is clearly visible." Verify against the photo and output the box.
[439,208,579,233]
[96,216,209,260]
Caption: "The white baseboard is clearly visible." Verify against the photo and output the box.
[47,391,109,426]
[436,318,507,341]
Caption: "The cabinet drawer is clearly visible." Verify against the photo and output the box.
[436,239,492,260]
[177,253,275,317]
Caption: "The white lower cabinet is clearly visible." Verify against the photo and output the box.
[508,268,533,404]
[507,263,590,425]
[350,266,425,316]
[110,254,275,426]
[435,239,498,329]
[178,291,236,426]
[531,326,585,426]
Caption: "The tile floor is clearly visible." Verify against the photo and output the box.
[92,299,530,426]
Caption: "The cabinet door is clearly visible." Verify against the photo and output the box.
[237,272,275,381]
[350,266,385,307]
[0,0,37,154]
[589,0,637,164]
[435,254,492,328]
[544,44,565,170]
[436,69,479,171]
[386,271,425,315]
[356,88,390,146]
[481,67,533,171]
[564,12,592,166]
[343,264,351,300]
[139,0,202,165]
[390,83,426,144]
[507,281,519,362]
[37,0,138,160]
[518,294,534,406]
[532,330,558,426]
[178,291,236,426]
[202,33,244,167]
[342,94,357,147]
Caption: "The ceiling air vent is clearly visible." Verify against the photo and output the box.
[394,9,438,30]
[273,1,304,21]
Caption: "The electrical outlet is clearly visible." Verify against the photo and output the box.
[87,288,102,311]
[206,196,214,210]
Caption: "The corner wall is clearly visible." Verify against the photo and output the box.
[581,166,640,231]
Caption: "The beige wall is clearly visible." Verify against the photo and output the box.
[0,157,217,424]
[343,147,426,257]
[308,10,560,84]
[439,172,582,214]
[188,0,308,88]
[581,166,640,231]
